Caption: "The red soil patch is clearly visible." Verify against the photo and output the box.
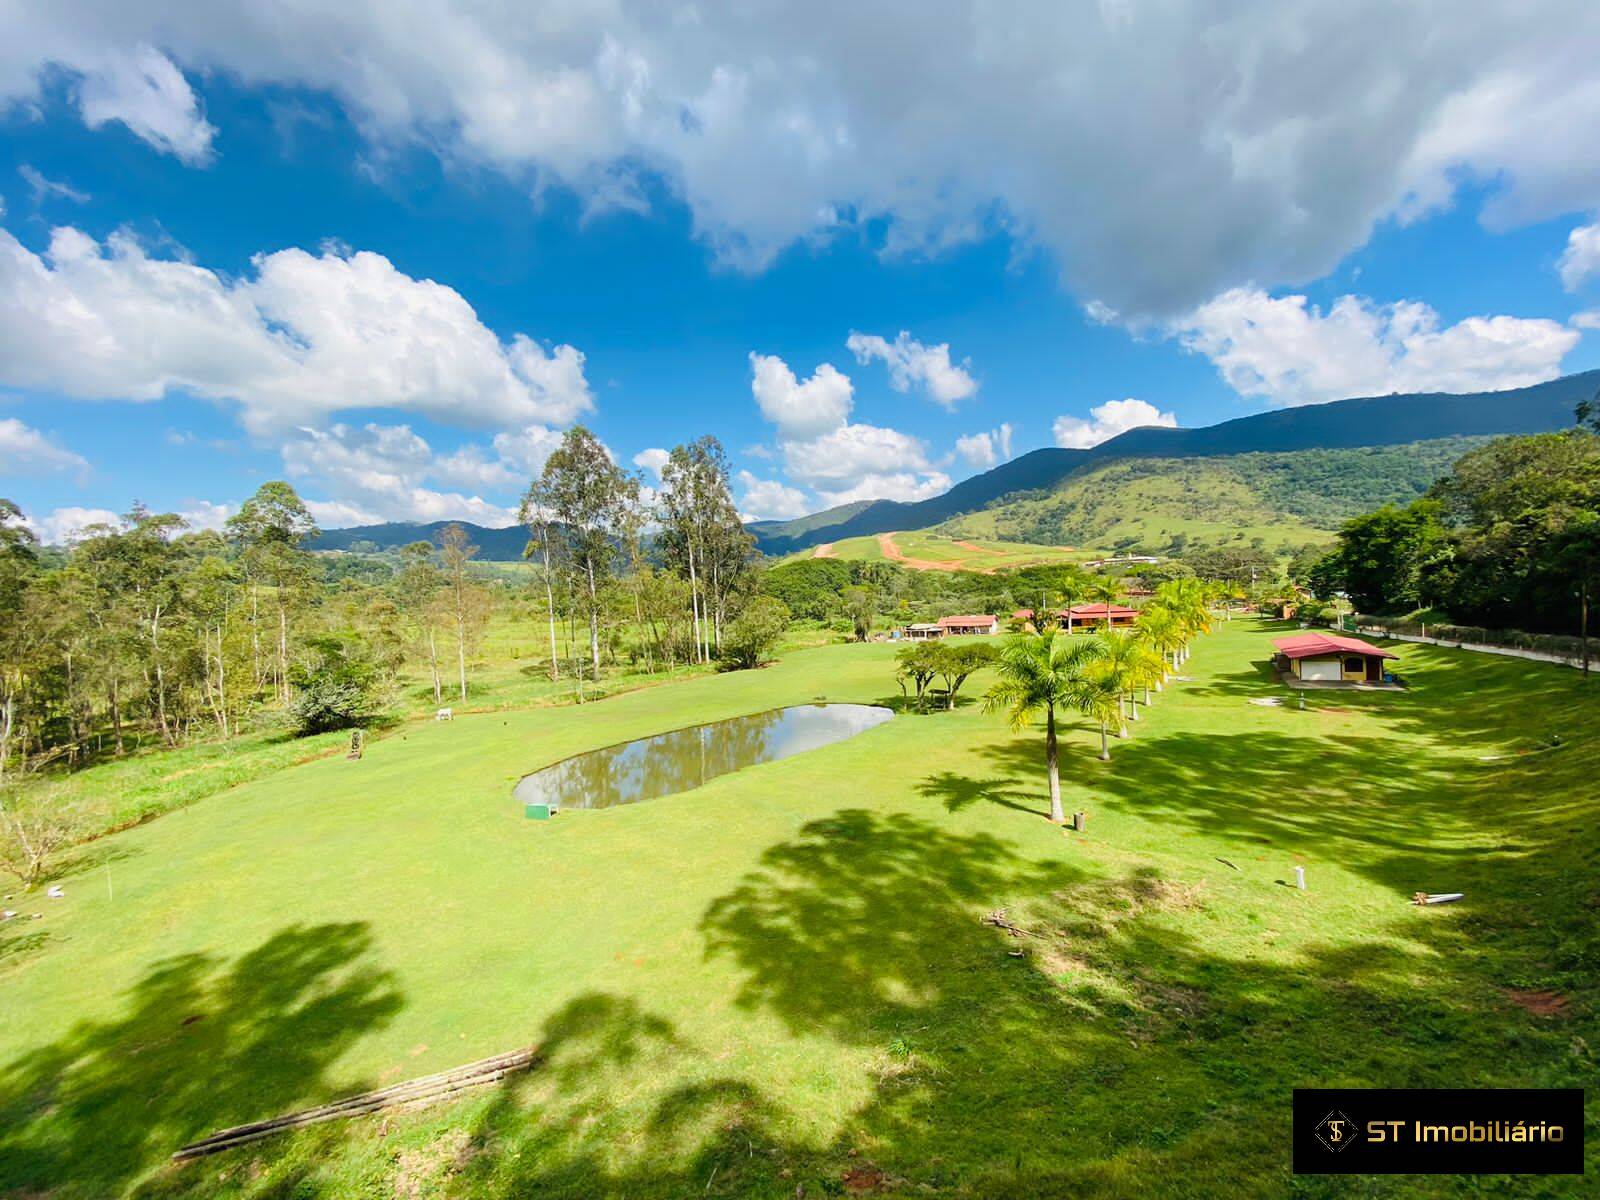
[841,1165,894,1194]
[876,532,996,573]
[1505,988,1570,1017]
[812,543,836,558]
[952,539,1004,556]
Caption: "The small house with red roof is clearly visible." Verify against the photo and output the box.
[1273,632,1398,685]
[1065,603,1139,630]
[938,614,1000,636]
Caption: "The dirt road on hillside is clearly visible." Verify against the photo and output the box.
[876,532,997,573]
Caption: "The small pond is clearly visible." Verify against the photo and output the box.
[513,703,893,810]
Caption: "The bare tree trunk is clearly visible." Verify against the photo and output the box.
[1045,707,1063,823]
[277,597,290,704]
[686,541,704,664]
[250,582,262,692]
[585,560,601,680]
[426,627,442,703]
[709,548,723,654]
[540,530,560,682]
[110,674,124,754]
[217,625,229,738]
[0,690,13,787]
[151,604,175,748]
[456,610,468,702]
[1582,578,1590,678]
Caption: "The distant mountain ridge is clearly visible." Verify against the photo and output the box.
[308,520,530,560]
[305,372,1597,561]
[748,371,1599,555]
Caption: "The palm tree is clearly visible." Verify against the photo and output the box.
[1099,627,1165,718]
[1092,628,1137,733]
[1153,579,1210,664]
[983,631,1109,822]
[1135,606,1184,681]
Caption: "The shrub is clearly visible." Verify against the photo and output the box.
[719,596,791,669]
[288,634,382,735]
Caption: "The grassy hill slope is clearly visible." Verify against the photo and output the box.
[750,371,1599,554]
[941,436,1485,555]
[2,622,1594,1196]
[788,530,1090,571]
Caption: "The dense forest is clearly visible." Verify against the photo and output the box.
[956,438,1482,554]
[1308,421,1600,640]
[0,430,793,879]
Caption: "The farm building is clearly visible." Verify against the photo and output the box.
[1273,632,1397,685]
[1065,603,1139,630]
[938,614,1000,635]
[903,623,944,640]
[1011,605,1139,630]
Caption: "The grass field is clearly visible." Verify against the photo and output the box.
[1,620,1595,1197]
[795,530,1091,572]
[945,457,1340,555]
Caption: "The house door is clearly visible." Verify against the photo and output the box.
[1300,659,1341,682]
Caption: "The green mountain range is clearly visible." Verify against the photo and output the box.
[306,372,1597,562]
[750,372,1599,556]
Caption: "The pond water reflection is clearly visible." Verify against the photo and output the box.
[513,703,893,810]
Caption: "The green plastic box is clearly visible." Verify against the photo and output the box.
[524,802,555,821]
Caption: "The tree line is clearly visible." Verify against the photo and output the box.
[1306,416,1600,651]
[0,429,780,792]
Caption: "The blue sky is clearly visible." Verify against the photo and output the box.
[4,4,1600,539]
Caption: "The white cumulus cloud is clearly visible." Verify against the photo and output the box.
[0,416,89,477]
[72,44,216,163]
[1170,287,1579,406]
[1558,222,1600,291]
[633,447,670,482]
[281,423,525,527]
[847,330,977,407]
[0,223,594,435]
[781,422,950,507]
[735,470,811,522]
[1053,399,1176,449]
[749,352,853,439]
[745,351,952,511]
[9,5,1600,313]
[177,499,233,531]
[21,505,122,545]
[955,423,1013,469]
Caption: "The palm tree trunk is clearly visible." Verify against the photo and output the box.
[1045,707,1063,823]
[1099,721,1110,761]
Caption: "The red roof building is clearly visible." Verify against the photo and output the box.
[1273,633,1397,685]
[937,614,1000,635]
[1065,603,1138,628]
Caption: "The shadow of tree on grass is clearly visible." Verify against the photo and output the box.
[0,922,403,1198]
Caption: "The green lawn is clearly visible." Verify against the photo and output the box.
[786,530,1092,570]
[1,620,1595,1197]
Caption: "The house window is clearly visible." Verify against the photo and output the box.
[1344,657,1365,673]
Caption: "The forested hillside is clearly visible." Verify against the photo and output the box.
[947,437,1484,555]
[749,372,1599,554]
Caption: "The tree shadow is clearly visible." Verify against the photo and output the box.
[916,769,1049,818]
[0,922,403,1197]
[432,808,1595,1196]
[77,804,1596,1197]
[0,924,51,968]
[40,839,147,886]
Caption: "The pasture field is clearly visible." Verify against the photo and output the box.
[1,620,1595,1197]
[798,529,1092,572]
